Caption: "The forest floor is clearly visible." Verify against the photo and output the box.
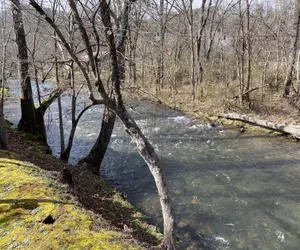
[0,129,163,250]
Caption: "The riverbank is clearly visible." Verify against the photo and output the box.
[0,128,163,249]
[125,85,300,138]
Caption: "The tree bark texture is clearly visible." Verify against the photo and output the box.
[284,0,300,96]
[30,0,177,247]
[116,107,177,249]
[80,107,116,174]
[0,102,8,149]
[11,0,38,135]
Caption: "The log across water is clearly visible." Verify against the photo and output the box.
[219,113,300,139]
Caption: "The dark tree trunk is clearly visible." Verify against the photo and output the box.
[29,0,177,247]
[60,103,96,162]
[0,102,8,150]
[11,0,46,141]
[80,107,116,174]
[81,0,130,174]
[156,0,165,95]
[284,0,300,96]
[244,0,251,102]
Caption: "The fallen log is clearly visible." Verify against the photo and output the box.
[219,113,300,139]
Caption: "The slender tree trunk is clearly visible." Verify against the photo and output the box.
[29,0,177,247]
[156,0,165,95]
[116,106,176,250]
[205,0,219,62]
[128,27,139,86]
[196,0,212,84]
[244,0,251,102]
[99,0,177,246]
[261,52,270,102]
[53,1,65,155]
[237,1,245,104]
[56,54,65,155]
[190,12,196,101]
[296,50,300,93]
[275,40,281,90]
[0,101,7,149]
[284,0,300,96]
[61,63,76,161]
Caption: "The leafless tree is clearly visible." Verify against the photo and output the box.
[284,0,300,96]
[29,0,177,247]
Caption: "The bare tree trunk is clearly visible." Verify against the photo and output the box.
[116,107,176,250]
[244,0,251,102]
[0,101,7,149]
[52,0,65,155]
[0,9,10,150]
[11,0,47,141]
[61,63,76,161]
[261,51,270,102]
[128,6,144,87]
[275,40,281,91]
[55,52,65,155]
[196,0,212,84]
[296,50,300,93]
[236,1,246,104]
[284,0,300,96]
[205,0,220,61]
[30,0,177,247]
[80,107,116,174]
[99,0,177,247]
[156,0,165,95]
[189,0,196,101]
[0,78,7,149]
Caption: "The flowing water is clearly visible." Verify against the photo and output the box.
[4,80,300,249]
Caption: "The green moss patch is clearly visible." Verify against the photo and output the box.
[0,87,9,97]
[0,151,139,250]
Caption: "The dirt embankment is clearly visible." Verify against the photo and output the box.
[0,129,163,250]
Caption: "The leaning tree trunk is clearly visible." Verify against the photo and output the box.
[116,106,176,249]
[80,107,116,174]
[99,0,177,246]
[284,0,300,96]
[29,0,177,247]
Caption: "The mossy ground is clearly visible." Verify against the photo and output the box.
[1,130,163,249]
[0,151,141,250]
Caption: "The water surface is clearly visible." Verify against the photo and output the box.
[5,81,300,249]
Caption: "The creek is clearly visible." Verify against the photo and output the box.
[5,80,300,249]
